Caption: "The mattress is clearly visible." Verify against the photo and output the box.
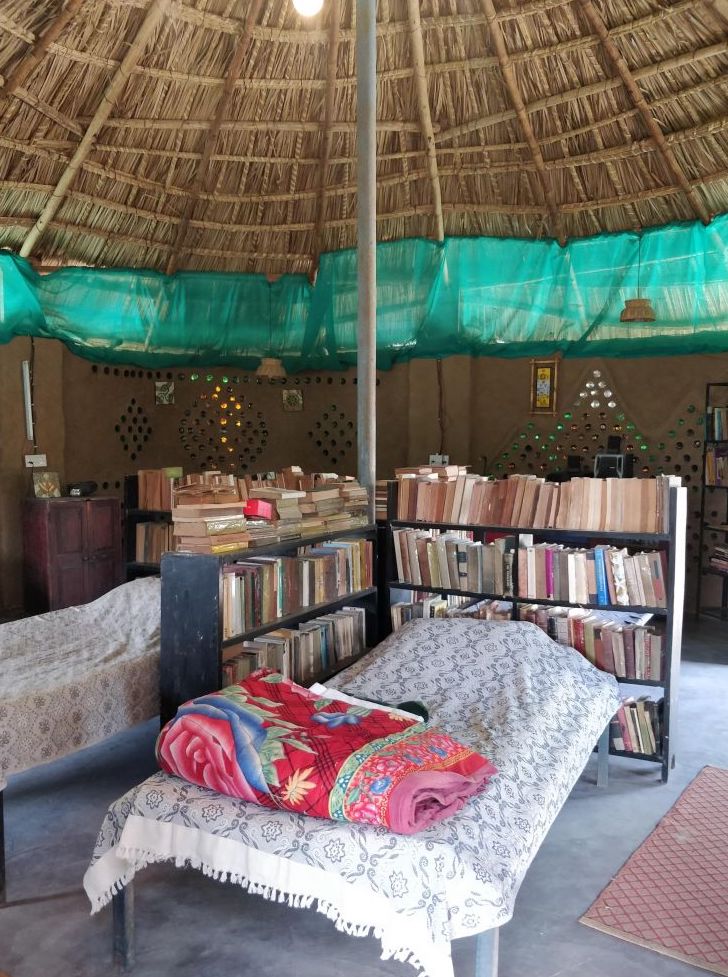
[83,618,619,977]
[0,576,161,789]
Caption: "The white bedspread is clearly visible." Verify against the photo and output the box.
[83,619,619,977]
[0,577,160,789]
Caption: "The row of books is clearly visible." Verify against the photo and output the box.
[392,529,515,595]
[394,468,677,533]
[610,696,663,756]
[137,467,182,511]
[706,405,728,441]
[519,604,662,681]
[221,539,373,639]
[704,445,728,486]
[517,543,668,608]
[222,605,367,687]
[708,544,728,573]
[390,593,512,631]
[134,522,173,564]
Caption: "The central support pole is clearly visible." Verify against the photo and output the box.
[356,0,376,521]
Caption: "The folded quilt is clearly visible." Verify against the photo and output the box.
[156,669,497,834]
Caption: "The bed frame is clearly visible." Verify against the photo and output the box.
[104,725,611,976]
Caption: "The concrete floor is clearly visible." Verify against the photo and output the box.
[1,619,726,977]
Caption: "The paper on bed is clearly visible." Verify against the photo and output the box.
[308,681,422,720]
[84,619,620,977]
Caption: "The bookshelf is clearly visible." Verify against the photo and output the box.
[123,474,172,580]
[384,481,686,783]
[695,381,728,620]
[160,525,379,723]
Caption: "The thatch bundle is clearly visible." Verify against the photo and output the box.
[0,0,726,277]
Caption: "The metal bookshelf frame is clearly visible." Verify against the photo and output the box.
[385,482,686,784]
[695,381,728,620]
[159,525,379,724]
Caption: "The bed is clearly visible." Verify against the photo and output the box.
[83,618,620,977]
[0,577,161,900]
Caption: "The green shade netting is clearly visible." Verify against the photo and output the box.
[1,215,727,370]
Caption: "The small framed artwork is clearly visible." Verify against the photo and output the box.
[282,388,303,412]
[155,381,175,405]
[530,358,559,415]
[33,471,61,498]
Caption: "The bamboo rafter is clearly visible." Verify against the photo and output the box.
[19,0,171,258]
[436,40,728,144]
[578,0,712,225]
[164,0,264,275]
[406,0,444,242]
[0,0,726,272]
[30,0,697,91]
[481,0,564,244]
[0,0,84,99]
[310,0,341,277]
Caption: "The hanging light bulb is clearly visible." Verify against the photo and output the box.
[292,0,323,16]
[256,279,288,381]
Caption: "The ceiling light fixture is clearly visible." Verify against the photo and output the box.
[292,0,324,16]
[620,231,656,323]
[256,357,287,380]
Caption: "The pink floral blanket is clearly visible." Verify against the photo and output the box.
[156,669,497,834]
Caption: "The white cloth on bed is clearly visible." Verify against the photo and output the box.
[0,577,160,789]
[83,619,619,977]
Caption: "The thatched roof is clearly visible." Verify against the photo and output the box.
[0,0,727,277]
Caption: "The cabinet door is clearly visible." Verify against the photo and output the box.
[84,498,122,601]
[85,498,120,555]
[49,501,87,609]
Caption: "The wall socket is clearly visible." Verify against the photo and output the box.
[429,453,450,465]
[25,453,47,468]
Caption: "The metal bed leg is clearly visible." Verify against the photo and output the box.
[112,882,135,971]
[474,927,499,977]
[597,723,610,789]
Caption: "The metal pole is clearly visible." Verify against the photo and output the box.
[356,0,376,521]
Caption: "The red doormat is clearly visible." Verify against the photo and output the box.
[581,766,728,975]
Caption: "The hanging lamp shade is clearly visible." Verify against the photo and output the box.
[619,297,656,323]
[619,231,656,323]
[255,357,287,379]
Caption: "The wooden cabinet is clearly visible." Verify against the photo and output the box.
[23,497,123,613]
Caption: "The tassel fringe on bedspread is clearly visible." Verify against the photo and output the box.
[83,815,451,977]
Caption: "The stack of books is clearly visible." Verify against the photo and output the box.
[395,471,680,533]
[375,480,391,521]
[392,528,516,596]
[174,471,244,506]
[519,605,662,680]
[610,696,663,756]
[172,502,250,555]
[516,543,667,607]
[221,538,373,639]
[708,544,728,573]
[137,467,183,510]
[172,468,371,552]
[222,606,366,686]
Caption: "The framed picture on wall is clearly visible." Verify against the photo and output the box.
[530,358,559,415]
[282,388,303,412]
[155,381,175,405]
[33,471,62,498]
